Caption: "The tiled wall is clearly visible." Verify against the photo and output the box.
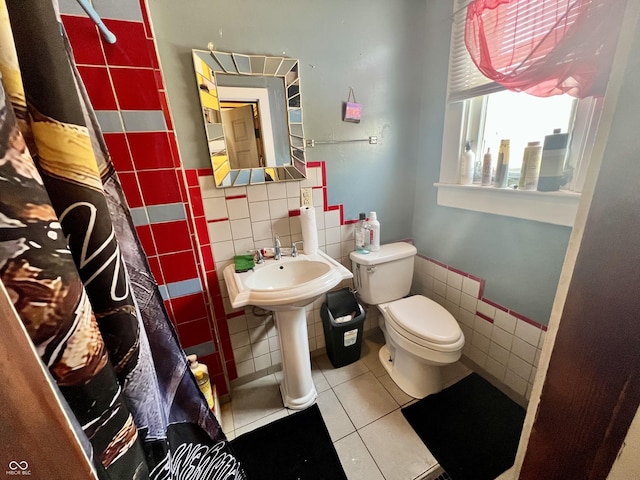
[411,257,547,400]
[189,162,377,379]
[59,1,229,393]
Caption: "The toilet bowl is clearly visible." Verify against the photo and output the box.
[378,295,464,398]
[350,242,465,398]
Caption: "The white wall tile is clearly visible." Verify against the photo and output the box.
[458,308,475,329]
[491,325,514,350]
[312,188,324,208]
[460,292,477,314]
[325,210,341,228]
[227,198,249,219]
[511,337,536,363]
[271,218,291,238]
[254,353,272,371]
[268,198,289,219]
[494,310,517,333]
[252,220,272,241]
[467,345,488,367]
[446,270,464,290]
[251,340,270,357]
[203,197,228,220]
[268,336,280,352]
[289,216,302,235]
[230,331,250,349]
[249,201,270,222]
[472,331,490,354]
[233,345,252,363]
[485,357,507,381]
[211,240,235,262]
[285,181,300,198]
[246,184,268,202]
[227,316,248,335]
[507,353,533,381]
[233,238,254,256]
[488,341,510,365]
[267,182,287,200]
[270,350,281,365]
[287,197,300,210]
[433,279,447,297]
[433,264,448,283]
[236,359,255,377]
[326,243,341,259]
[445,286,462,305]
[515,319,542,346]
[461,276,480,297]
[476,300,496,319]
[325,226,341,245]
[207,220,232,242]
[341,224,354,241]
[504,370,528,396]
[474,315,493,338]
[198,175,221,198]
[230,218,252,239]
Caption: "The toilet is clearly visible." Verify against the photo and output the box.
[350,242,465,399]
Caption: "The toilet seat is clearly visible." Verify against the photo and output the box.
[386,296,463,351]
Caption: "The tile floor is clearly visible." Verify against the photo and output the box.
[220,330,472,480]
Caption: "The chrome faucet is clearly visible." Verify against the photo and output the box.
[274,234,282,260]
[291,241,303,257]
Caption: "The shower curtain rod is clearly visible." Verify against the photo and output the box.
[75,0,116,44]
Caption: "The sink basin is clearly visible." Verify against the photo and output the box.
[223,250,353,410]
[224,251,352,310]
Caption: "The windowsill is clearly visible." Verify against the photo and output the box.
[435,183,580,227]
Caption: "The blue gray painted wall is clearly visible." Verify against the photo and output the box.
[149,0,578,325]
[148,0,422,242]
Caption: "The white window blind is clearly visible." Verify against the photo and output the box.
[447,0,501,102]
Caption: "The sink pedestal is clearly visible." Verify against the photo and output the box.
[274,307,317,410]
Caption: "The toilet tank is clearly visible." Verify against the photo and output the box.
[349,242,417,304]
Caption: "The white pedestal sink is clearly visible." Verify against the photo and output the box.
[223,251,353,409]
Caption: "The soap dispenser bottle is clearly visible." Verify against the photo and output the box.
[368,212,380,252]
[355,213,370,254]
[188,354,214,409]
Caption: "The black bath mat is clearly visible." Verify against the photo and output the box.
[402,373,525,480]
[230,403,347,480]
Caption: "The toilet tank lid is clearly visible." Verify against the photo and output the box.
[349,242,417,266]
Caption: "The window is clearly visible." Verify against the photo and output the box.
[436,0,609,226]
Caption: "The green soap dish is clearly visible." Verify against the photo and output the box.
[234,254,255,273]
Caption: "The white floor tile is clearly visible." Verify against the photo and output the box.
[358,410,437,480]
[315,389,356,442]
[334,432,385,480]
[315,355,369,387]
[231,374,284,428]
[333,371,398,429]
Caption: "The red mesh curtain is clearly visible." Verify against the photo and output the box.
[464,0,627,98]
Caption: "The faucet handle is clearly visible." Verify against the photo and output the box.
[291,241,303,257]
[249,248,264,264]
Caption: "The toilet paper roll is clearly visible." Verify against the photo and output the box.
[300,206,318,254]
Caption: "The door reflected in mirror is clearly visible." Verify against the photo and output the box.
[192,49,307,188]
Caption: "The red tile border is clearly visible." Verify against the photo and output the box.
[137,169,182,205]
[117,171,143,208]
[158,251,198,284]
[481,297,509,313]
[288,209,301,217]
[135,224,156,257]
[201,245,215,272]
[224,194,247,200]
[510,309,545,330]
[127,132,174,170]
[185,169,199,187]
[476,311,494,323]
[176,318,213,348]
[110,67,162,110]
[307,161,322,168]
[197,167,214,177]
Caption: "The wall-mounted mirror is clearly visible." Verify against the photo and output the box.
[192,49,307,187]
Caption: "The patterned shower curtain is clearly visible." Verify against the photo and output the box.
[0,0,245,478]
